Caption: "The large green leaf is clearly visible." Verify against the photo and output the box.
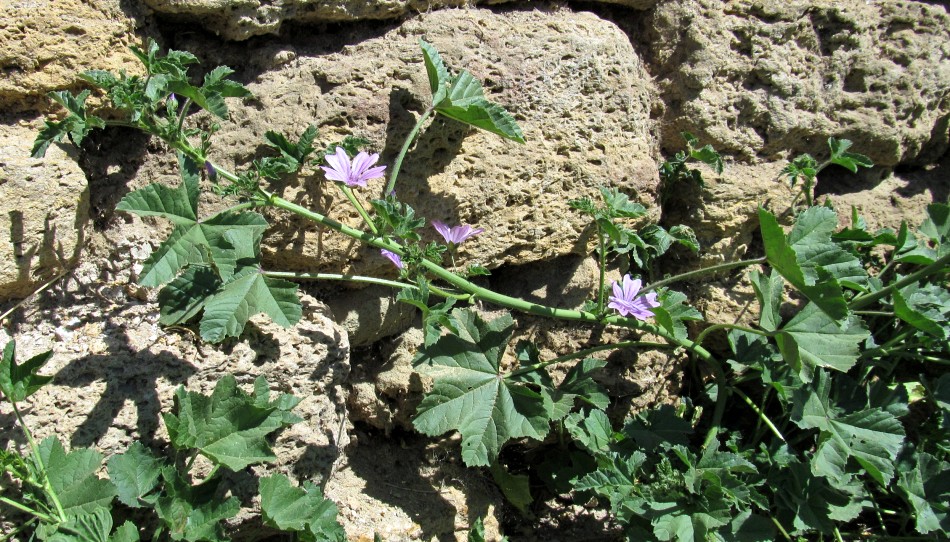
[420,39,449,105]
[792,372,905,486]
[0,341,54,402]
[36,508,124,542]
[106,441,163,508]
[770,457,863,535]
[259,474,346,541]
[157,266,222,326]
[115,154,198,227]
[775,303,869,382]
[758,208,851,321]
[893,281,950,340]
[412,309,549,466]
[198,267,301,343]
[919,203,950,256]
[37,437,116,516]
[162,374,298,470]
[748,270,784,332]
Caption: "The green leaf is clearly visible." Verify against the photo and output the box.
[154,468,238,542]
[0,341,54,403]
[259,474,346,541]
[162,374,298,470]
[38,437,116,516]
[758,208,850,321]
[920,203,950,256]
[574,451,648,517]
[157,266,221,326]
[792,371,905,486]
[893,281,950,339]
[489,461,532,514]
[412,309,549,466]
[897,452,950,535]
[621,404,693,452]
[198,267,301,343]
[652,290,703,341]
[727,510,776,542]
[110,522,140,542]
[566,409,616,455]
[420,39,449,105]
[116,175,198,227]
[771,457,863,535]
[748,270,783,332]
[827,138,873,173]
[106,441,163,508]
[32,90,105,157]
[436,70,525,143]
[555,357,609,412]
[38,508,114,542]
[600,187,648,219]
[775,303,869,382]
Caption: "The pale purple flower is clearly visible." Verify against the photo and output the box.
[320,147,387,188]
[380,249,404,269]
[608,275,659,320]
[432,221,484,245]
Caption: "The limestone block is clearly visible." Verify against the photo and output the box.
[0,0,145,113]
[647,0,950,166]
[142,0,659,41]
[0,123,90,302]
[203,8,659,276]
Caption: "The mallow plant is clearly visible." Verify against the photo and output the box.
[13,36,950,541]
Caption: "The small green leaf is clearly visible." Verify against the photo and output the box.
[420,39,449,105]
[198,268,301,343]
[621,404,693,451]
[435,70,525,143]
[893,281,949,339]
[489,461,532,514]
[0,341,54,403]
[412,309,549,466]
[897,452,950,535]
[565,409,616,456]
[39,508,115,542]
[107,441,163,508]
[154,468,238,542]
[748,269,783,332]
[652,290,703,341]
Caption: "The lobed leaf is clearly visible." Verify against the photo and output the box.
[412,309,549,466]
[198,268,301,343]
[107,441,163,508]
[0,341,54,403]
[37,437,117,516]
[775,303,869,382]
[259,474,346,540]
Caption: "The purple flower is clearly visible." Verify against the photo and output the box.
[204,161,217,182]
[607,275,659,320]
[380,249,404,269]
[432,221,484,245]
[320,147,386,188]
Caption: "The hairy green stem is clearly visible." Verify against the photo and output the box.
[771,516,793,542]
[262,271,415,291]
[694,323,770,349]
[175,97,193,136]
[597,223,607,314]
[509,341,672,379]
[384,106,435,196]
[733,386,786,442]
[849,251,950,310]
[11,403,66,522]
[641,257,766,294]
[339,185,379,235]
[0,496,52,522]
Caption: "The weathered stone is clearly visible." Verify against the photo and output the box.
[203,7,658,276]
[325,285,417,346]
[0,0,145,113]
[646,0,950,166]
[0,122,90,302]
[142,0,660,41]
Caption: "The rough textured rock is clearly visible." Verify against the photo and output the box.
[326,285,417,346]
[199,7,658,276]
[0,223,351,537]
[143,0,659,41]
[0,123,90,301]
[0,0,146,113]
[646,0,950,166]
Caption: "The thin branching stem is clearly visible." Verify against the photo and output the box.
[339,185,378,235]
[10,402,67,522]
[0,496,52,522]
[385,106,435,196]
[850,251,950,310]
[262,271,414,291]
[508,341,672,378]
[732,386,786,442]
[694,323,770,349]
[640,257,766,294]
[597,223,607,314]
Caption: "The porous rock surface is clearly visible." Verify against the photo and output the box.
[207,7,659,277]
[646,0,950,166]
[0,123,90,300]
[143,0,659,40]
[0,0,145,113]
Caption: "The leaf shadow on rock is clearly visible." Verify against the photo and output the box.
[339,429,495,542]
[55,328,197,449]
[381,88,466,216]
[76,127,152,230]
